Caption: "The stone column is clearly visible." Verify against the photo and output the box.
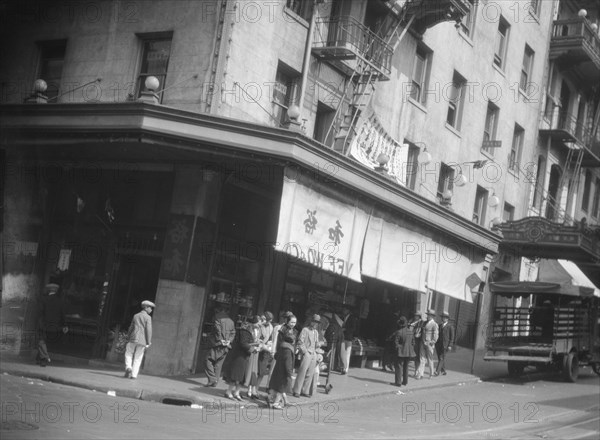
[143,166,221,375]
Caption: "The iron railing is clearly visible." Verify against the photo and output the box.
[313,15,393,76]
[551,18,600,67]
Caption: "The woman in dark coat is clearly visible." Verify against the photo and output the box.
[391,316,416,387]
[268,313,297,409]
[223,320,255,401]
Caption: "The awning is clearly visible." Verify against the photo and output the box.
[490,259,600,297]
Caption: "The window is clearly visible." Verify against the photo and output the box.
[520,45,534,91]
[529,0,541,16]
[460,0,477,37]
[509,124,524,173]
[38,40,67,102]
[503,202,515,221]
[410,45,432,104]
[437,163,455,204]
[544,63,557,120]
[272,63,300,125]
[405,141,420,190]
[446,71,466,130]
[482,102,499,155]
[494,17,510,69]
[136,35,172,103]
[592,178,600,218]
[314,102,336,147]
[286,0,312,21]
[473,186,488,226]
[582,170,592,212]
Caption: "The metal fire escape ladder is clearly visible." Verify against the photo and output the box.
[555,145,584,223]
[323,9,411,155]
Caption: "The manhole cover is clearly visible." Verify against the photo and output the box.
[1,420,39,431]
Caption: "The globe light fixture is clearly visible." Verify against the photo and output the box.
[376,152,390,166]
[442,189,453,200]
[455,173,467,187]
[488,193,500,207]
[419,148,432,165]
[33,79,48,93]
[578,9,587,18]
[490,217,503,229]
[145,75,160,92]
[287,104,301,121]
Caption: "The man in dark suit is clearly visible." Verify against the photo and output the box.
[435,311,455,376]
[204,306,235,387]
[391,316,416,387]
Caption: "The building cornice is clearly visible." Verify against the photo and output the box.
[0,102,501,253]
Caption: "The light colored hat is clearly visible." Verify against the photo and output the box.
[311,314,321,323]
[45,283,60,291]
[427,308,436,316]
[141,300,156,308]
[442,311,450,318]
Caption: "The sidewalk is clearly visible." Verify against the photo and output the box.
[0,348,503,408]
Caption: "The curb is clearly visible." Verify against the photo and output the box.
[2,367,483,408]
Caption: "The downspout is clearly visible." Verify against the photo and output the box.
[297,1,318,115]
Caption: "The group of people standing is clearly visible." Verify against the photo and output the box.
[389,308,455,387]
[203,305,358,409]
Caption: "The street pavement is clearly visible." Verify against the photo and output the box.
[0,347,507,408]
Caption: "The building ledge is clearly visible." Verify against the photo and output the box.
[0,102,501,254]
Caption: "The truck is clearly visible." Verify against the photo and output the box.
[484,280,600,382]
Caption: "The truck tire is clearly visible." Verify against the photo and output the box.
[508,361,525,377]
[562,352,579,382]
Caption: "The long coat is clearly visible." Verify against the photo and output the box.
[436,322,455,351]
[393,326,416,358]
[222,325,254,383]
[268,343,295,393]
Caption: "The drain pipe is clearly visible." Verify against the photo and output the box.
[296,0,318,116]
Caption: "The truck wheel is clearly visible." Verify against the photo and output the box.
[592,363,600,377]
[508,361,525,377]
[562,352,579,382]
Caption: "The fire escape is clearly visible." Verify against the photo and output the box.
[311,0,471,154]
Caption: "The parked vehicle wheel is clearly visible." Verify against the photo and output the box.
[508,361,525,377]
[592,363,600,376]
[562,352,579,382]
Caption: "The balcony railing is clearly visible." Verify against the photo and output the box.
[312,16,393,78]
[540,109,600,165]
[550,18,600,69]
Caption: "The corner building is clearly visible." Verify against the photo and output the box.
[2,0,596,375]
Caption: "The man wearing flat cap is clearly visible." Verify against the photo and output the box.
[416,308,438,379]
[435,311,455,376]
[292,314,322,397]
[124,300,155,379]
[36,281,68,367]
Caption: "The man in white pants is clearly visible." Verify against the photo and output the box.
[124,300,155,379]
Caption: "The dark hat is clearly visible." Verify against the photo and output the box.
[311,314,321,323]
[264,311,274,322]
[398,316,408,327]
[249,315,260,324]
[427,308,436,316]
[441,311,450,318]
[141,300,156,308]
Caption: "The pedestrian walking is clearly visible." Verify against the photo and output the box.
[36,282,69,367]
[257,311,275,395]
[391,316,416,387]
[203,306,235,387]
[124,300,155,379]
[416,309,438,379]
[435,311,455,376]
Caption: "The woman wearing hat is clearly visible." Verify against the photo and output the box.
[223,318,256,401]
[268,313,297,409]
